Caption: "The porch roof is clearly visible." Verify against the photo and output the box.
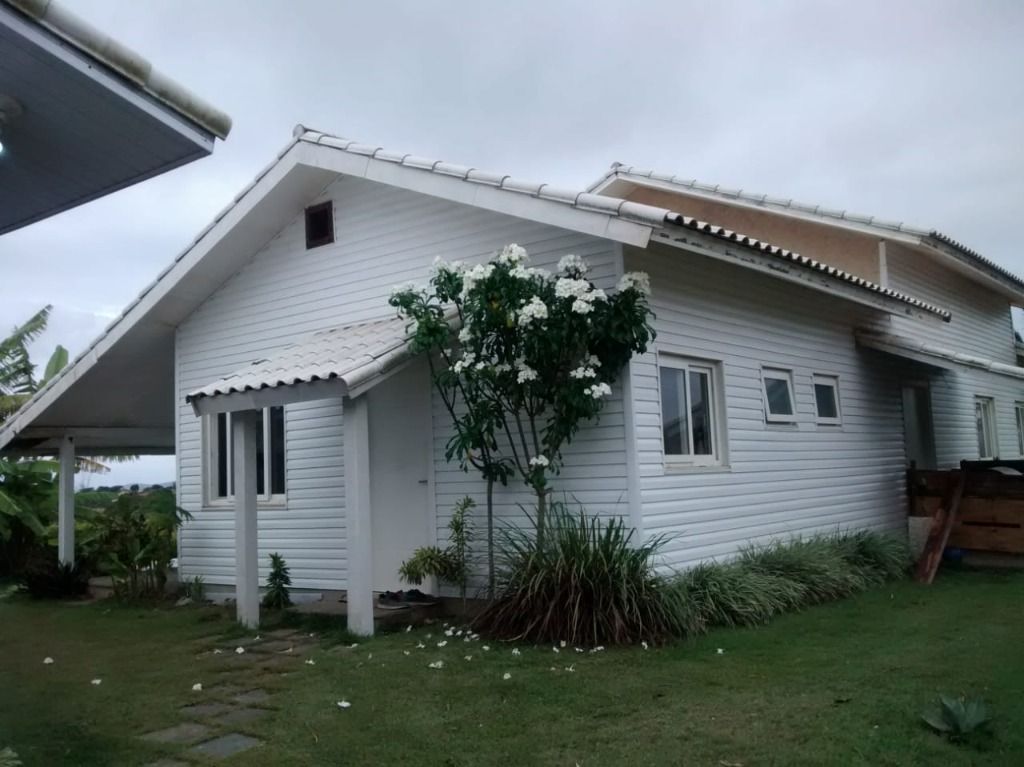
[856,330,1024,380]
[186,315,417,416]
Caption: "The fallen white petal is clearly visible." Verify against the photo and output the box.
[43,657,54,665]
[428,660,444,669]
[464,655,473,661]
[416,643,426,649]
[212,649,223,655]
[482,645,491,652]
[305,659,316,666]
[91,679,102,685]
[235,647,245,655]
[337,700,352,709]
[560,640,567,648]
[348,643,359,649]
[405,625,412,633]
[437,641,447,648]
[403,650,411,656]
[502,672,512,680]
[716,648,725,655]
[192,683,203,692]
[641,641,649,651]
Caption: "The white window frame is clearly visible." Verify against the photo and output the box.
[812,374,842,425]
[974,396,998,460]
[657,354,727,469]
[761,367,797,423]
[204,407,287,507]
[1016,402,1024,456]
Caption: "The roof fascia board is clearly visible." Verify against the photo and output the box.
[190,379,346,416]
[0,140,318,452]
[857,332,1024,380]
[295,142,654,248]
[0,4,215,148]
[651,229,946,324]
[608,172,1024,303]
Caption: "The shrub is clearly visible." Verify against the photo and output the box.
[832,529,911,582]
[262,553,292,609]
[738,537,868,604]
[672,562,804,628]
[21,549,89,599]
[184,575,206,602]
[400,497,473,605]
[473,506,686,645]
[0,746,22,767]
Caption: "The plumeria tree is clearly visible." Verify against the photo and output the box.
[389,245,654,563]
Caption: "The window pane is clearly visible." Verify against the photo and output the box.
[660,367,689,455]
[814,383,838,419]
[765,377,794,416]
[976,399,994,458]
[270,406,286,495]
[256,413,266,496]
[216,412,228,498]
[689,370,713,455]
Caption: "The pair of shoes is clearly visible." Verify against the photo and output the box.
[403,588,438,606]
[377,591,410,610]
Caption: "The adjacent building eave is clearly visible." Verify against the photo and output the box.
[856,330,1024,380]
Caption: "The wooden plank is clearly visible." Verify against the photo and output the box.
[915,468,968,584]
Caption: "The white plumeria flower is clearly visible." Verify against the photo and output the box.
[569,365,597,380]
[575,648,584,654]
[337,700,352,709]
[584,382,612,399]
[558,254,588,275]
[590,646,605,654]
[368,653,373,660]
[428,660,444,670]
[554,277,592,300]
[416,642,426,649]
[641,641,649,651]
[616,271,651,295]
[529,455,550,469]
[192,683,203,692]
[445,628,455,637]
[437,640,448,648]
[405,625,412,633]
[464,655,473,661]
[516,365,538,384]
[553,646,560,654]
[91,678,102,686]
[212,649,223,655]
[571,298,595,315]
[511,648,521,656]
[716,648,725,655]
[463,636,471,643]
[254,635,261,640]
[560,640,567,648]
[305,659,316,666]
[497,243,529,266]
[482,645,491,652]
[349,643,359,649]
[403,650,411,656]
[517,295,549,326]
[503,672,512,680]
[43,657,54,665]
[235,647,246,655]
[564,665,576,673]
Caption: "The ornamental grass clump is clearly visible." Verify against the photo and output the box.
[473,506,689,646]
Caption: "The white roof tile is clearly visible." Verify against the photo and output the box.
[186,316,415,404]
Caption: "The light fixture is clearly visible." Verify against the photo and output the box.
[0,95,23,155]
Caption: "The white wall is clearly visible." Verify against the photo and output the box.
[175,174,628,589]
[885,243,1024,466]
[626,244,908,571]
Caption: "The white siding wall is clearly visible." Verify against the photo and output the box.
[886,243,1024,467]
[627,245,908,571]
[175,175,627,589]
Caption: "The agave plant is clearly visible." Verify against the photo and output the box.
[921,694,990,741]
[0,746,22,767]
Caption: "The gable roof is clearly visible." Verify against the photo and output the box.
[0,126,950,454]
[590,163,1024,300]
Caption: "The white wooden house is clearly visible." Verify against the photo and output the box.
[3,126,1023,632]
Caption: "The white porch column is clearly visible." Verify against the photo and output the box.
[232,410,261,628]
[344,395,374,636]
[57,435,75,565]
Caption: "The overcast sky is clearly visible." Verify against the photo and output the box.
[2,0,1023,486]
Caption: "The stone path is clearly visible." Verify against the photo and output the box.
[138,628,316,765]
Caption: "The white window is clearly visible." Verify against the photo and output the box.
[659,356,724,467]
[812,374,842,425]
[206,406,286,504]
[762,367,796,423]
[1016,402,1024,456]
[974,396,997,459]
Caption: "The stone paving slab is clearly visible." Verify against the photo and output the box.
[211,707,270,727]
[140,722,212,745]
[188,733,262,760]
[233,688,272,705]
[180,701,233,718]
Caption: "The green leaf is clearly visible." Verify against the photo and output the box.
[41,345,68,384]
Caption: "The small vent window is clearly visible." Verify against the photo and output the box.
[305,201,334,249]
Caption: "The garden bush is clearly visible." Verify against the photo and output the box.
[473,505,690,645]
[473,506,910,645]
[21,548,89,599]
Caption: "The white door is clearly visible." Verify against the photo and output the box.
[367,361,432,592]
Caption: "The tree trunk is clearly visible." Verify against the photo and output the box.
[486,476,495,600]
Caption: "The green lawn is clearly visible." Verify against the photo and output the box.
[1,569,1022,766]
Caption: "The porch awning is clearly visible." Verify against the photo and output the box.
[856,330,1024,380]
[186,315,419,415]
